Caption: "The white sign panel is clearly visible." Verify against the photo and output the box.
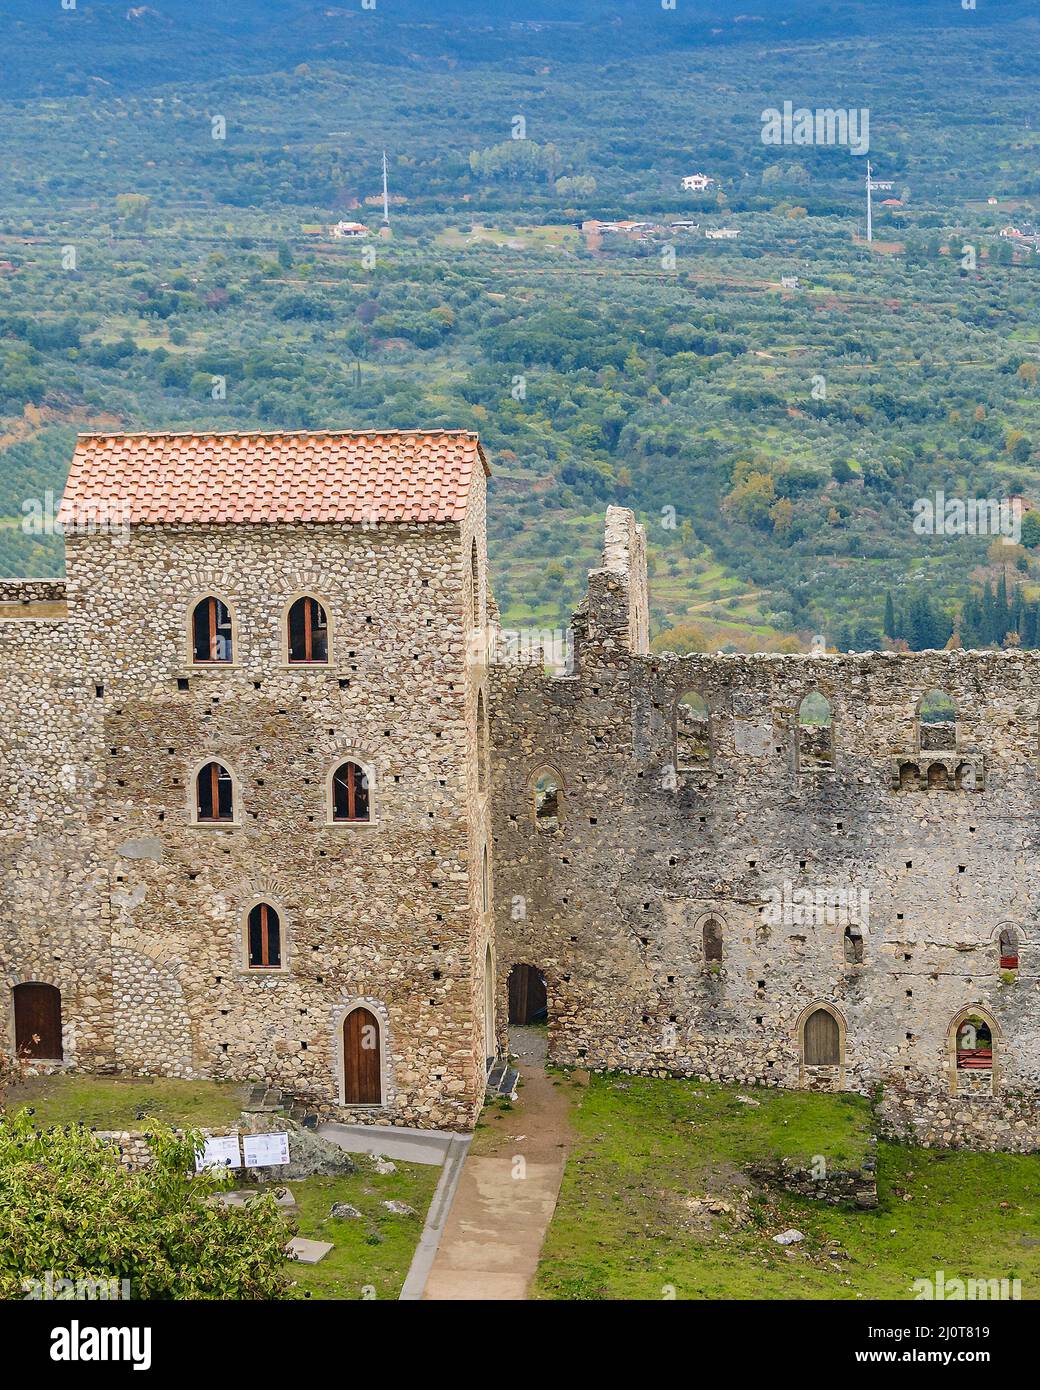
[242,1132,291,1169]
[196,1133,242,1172]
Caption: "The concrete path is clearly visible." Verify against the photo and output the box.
[422,1027,573,1301]
[317,1122,455,1166]
[399,1134,471,1300]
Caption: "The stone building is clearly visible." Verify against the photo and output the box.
[490,507,1040,1151]
[0,430,496,1131]
[5,431,1040,1152]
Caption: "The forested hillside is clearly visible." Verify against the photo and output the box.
[1,0,1039,650]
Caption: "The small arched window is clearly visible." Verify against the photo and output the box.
[919,689,956,751]
[196,761,234,822]
[676,691,710,770]
[191,596,233,664]
[843,926,864,964]
[247,903,281,969]
[703,917,723,963]
[287,596,329,664]
[803,1007,840,1066]
[956,1016,993,1071]
[332,760,370,823]
[999,927,1019,971]
[798,692,833,770]
[532,769,562,828]
[476,689,489,794]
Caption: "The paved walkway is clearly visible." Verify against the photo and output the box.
[317,1121,455,1166]
[422,1027,573,1301]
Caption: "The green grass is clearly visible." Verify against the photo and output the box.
[6,1075,248,1130]
[533,1074,1040,1300]
[283,1164,440,1301]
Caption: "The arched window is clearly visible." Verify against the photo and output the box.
[247,903,281,969]
[191,596,233,664]
[532,769,563,828]
[843,926,864,964]
[919,689,956,751]
[956,1015,993,1071]
[331,761,370,823]
[703,916,723,962]
[196,761,234,823]
[999,927,1019,971]
[287,596,329,664]
[798,692,833,770]
[675,690,710,769]
[802,1007,840,1066]
[476,689,489,794]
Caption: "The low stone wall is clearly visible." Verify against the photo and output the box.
[877,1081,1040,1153]
[748,1151,878,1209]
[96,1126,232,1171]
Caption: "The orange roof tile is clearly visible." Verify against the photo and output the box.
[58,429,489,528]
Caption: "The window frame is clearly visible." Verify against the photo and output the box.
[283,593,333,666]
[326,757,376,827]
[188,593,237,667]
[191,758,240,827]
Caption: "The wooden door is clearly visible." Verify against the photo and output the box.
[804,1008,839,1066]
[14,983,62,1059]
[343,1007,381,1104]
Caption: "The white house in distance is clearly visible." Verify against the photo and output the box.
[705,227,740,240]
[681,173,715,192]
[331,220,370,239]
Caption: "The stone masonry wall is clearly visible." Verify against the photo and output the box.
[0,475,493,1133]
[489,509,1040,1152]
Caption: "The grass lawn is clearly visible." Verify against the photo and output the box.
[534,1073,1040,1300]
[282,1164,440,1301]
[6,1075,248,1130]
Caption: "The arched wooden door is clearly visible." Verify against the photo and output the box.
[803,1008,840,1066]
[14,983,62,1060]
[343,1007,382,1104]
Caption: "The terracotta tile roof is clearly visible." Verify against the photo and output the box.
[58,429,489,527]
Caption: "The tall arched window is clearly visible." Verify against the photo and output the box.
[532,768,563,828]
[999,927,1019,971]
[918,689,956,751]
[196,761,234,823]
[191,596,233,664]
[802,1007,840,1066]
[675,690,710,770]
[476,689,489,794]
[331,760,371,823]
[703,916,723,962]
[798,692,833,770]
[247,903,281,969]
[287,596,329,664]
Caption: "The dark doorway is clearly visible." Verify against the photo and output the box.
[343,1006,382,1104]
[508,964,547,1025]
[14,983,63,1060]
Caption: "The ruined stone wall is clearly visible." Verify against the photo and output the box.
[0,500,492,1132]
[490,510,1040,1150]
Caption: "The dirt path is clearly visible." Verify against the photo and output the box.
[421,1027,575,1300]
